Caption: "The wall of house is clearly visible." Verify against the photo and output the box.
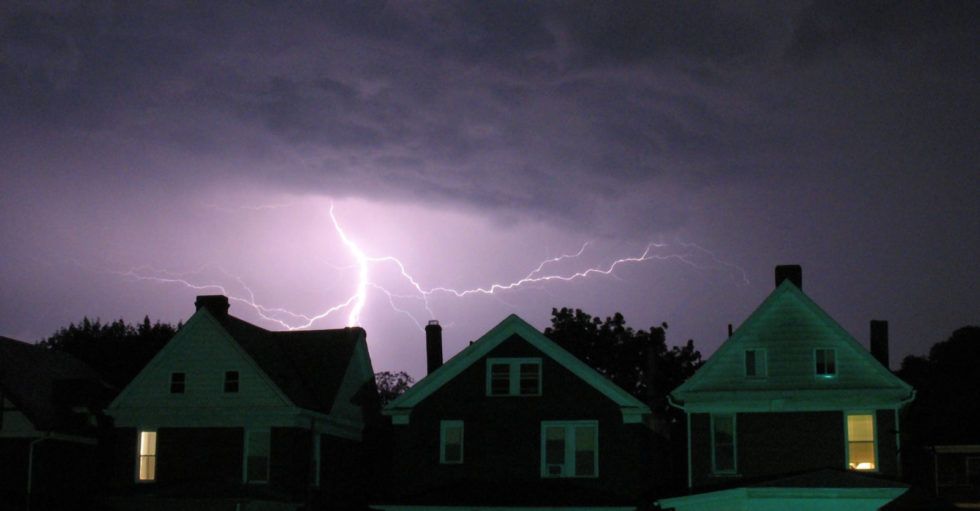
[389,334,663,505]
[0,437,98,511]
[157,427,244,486]
[690,409,899,488]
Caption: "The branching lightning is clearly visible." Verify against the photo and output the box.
[111,203,748,332]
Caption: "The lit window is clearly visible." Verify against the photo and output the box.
[224,371,239,393]
[440,420,464,464]
[541,421,597,478]
[245,431,270,483]
[745,350,766,378]
[170,372,185,394]
[815,349,836,377]
[847,413,876,471]
[712,415,736,474]
[486,359,541,396]
[138,430,157,481]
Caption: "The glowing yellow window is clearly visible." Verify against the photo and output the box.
[847,414,876,471]
[138,430,157,481]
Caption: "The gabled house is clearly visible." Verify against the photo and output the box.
[0,336,106,510]
[657,265,913,511]
[106,295,378,509]
[377,315,666,510]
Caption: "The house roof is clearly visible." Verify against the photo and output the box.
[384,314,650,423]
[208,312,364,414]
[671,280,913,412]
[0,336,102,433]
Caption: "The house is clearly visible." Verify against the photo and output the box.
[931,444,980,505]
[105,295,379,510]
[0,336,106,510]
[377,315,667,510]
[656,265,914,511]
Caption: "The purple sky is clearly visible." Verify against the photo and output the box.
[1,1,977,379]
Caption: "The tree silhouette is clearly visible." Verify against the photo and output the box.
[41,316,179,393]
[897,326,980,486]
[543,307,702,415]
[375,371,415,407]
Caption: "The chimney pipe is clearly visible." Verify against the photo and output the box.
[727,324,733,337]
[775,265,802,290]
[645,326,663,405]
[425,320,443,374]
[870,320,889,369]
[195,295,230,317]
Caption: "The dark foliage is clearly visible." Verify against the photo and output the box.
[897,326,980,486]
[374,371,415,407]
[40,316,179,393]
[543,307,703,415]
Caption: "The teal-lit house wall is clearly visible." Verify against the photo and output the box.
[668,266,913,492]
[380,315,668,509]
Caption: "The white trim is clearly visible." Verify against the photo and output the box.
[439,420,464,464]
[385,315,650,422]
[540,420,598,478]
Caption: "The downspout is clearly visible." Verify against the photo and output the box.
[666,394,691,490]
[27,433,51,511]
[896,389,916,480]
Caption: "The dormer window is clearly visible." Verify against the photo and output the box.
[744,350,767,378]
[224,371,239,393]
[170,372,185,394]
[815,349,837,377]
[487,358,541,396]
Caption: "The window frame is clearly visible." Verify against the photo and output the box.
[224,370,240,393]
[169,372,186,394]
[744,349,767,378]
[845,412,878,472]
[711,414,737,475]
[485,358,542,397]
[136,429,157,482]
[244,429,271,484]
[815,348,837,378]
[439,420,464,464]
[540,420,599,479]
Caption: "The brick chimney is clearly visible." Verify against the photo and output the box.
[195,295,230,317]
[870,320,889,369]
[425,320,443,374]
[775,265,802,290]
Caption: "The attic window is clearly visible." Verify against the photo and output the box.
[744,350,767,378]
[486,359,541,396]
[224,371,239,393]
[170,372,185,394]
[815,349,837,377]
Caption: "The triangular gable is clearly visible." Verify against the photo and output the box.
[384,314,650,423]
[108,309,297,424]
[671,281,913,411]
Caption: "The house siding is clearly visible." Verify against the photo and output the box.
[389,334,660,504]
[157,427,243,486]
[690,409,898,487]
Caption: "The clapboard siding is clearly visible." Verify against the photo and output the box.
[111,311,292,420]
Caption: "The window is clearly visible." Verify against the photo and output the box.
[440,420,464,464]
[486,358,541,396]
[224,371,239,393]
[541,421,597,478]
[711,414,736,474]
[744,349,767,378]
[313,434,321,487]
[138,430,157,481]
[815,349,836,377]
[846,413,876,470]
[170,372,185,394]
[245,430,270,483]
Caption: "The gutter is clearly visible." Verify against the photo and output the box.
[666,394,693,490]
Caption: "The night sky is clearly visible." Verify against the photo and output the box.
[2,1,977,379]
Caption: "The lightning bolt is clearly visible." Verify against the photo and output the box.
[107,202,748,332]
